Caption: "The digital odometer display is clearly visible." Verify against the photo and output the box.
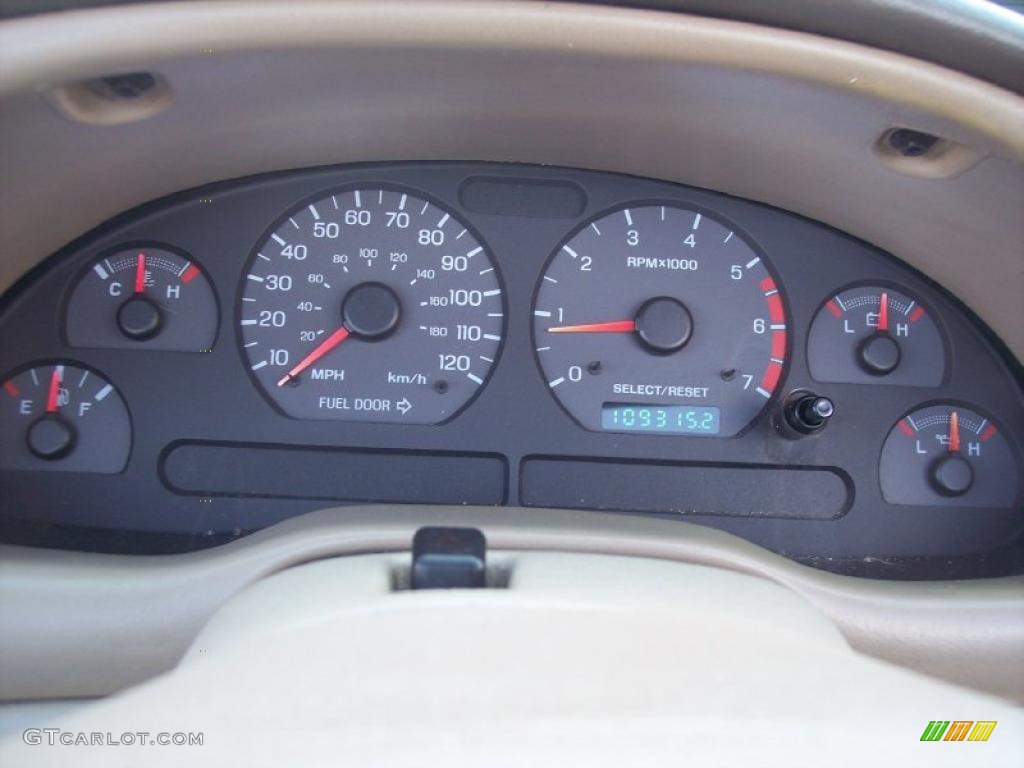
[239,186,504,423]
[601,403,720,435]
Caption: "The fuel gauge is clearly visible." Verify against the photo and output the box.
[807,285,945,386]
[0,362,131,473]
[66,245,218,351]
[880,404,1019,508]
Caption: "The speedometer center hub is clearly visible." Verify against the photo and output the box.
[342,282,401,340]
[635,296,693,354]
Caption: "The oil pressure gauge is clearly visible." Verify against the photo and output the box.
[66,245,218,351]
[879,404,1019,508]
[807,285,945,386]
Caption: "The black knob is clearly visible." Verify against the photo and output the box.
[930,455,974,497]
[786,393,834,434]
[117,297,163,340]
[858,333,901,376]
[342,282,401,339]
[26,416,76,460]
[635,297,693,354]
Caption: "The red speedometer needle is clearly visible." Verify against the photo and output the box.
[276,327,351,387]
[948,410,961,453]
[878,291,889,332]
[134,252,147,294]
[45,367,62,413]
[547,320,636,334]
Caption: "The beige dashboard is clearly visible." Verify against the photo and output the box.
[0,1,1022,765]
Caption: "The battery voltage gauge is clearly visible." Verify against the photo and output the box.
[879,404,1019,508]
[66,245,218,351]
[807,285,945,386]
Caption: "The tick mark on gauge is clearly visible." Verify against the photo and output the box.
[483,334,501,341]
[548,377,565,388]
[271,234,286,246]
[251,361,268,371]
[308,204,320,220]
[289,217,300,229]
[479,267,493,275]
[466,373,483,385]
[563,245,578,259]
[437,213,450,227]
[590,222,602,235]
[467,247,483,258]
[482,289,501,297]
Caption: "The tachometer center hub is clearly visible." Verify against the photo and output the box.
[341,282,401,340]
[635,296,693,354]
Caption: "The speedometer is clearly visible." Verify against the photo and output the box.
[239,186,504,423]
[533,203,788,436]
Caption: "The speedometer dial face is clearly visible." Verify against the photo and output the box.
[239,187,504,423]
[533,204,788,436]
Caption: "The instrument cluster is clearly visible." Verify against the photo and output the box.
[0,163,1020,578]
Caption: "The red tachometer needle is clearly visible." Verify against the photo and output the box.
[878,291,889,333]
[277,327,351,386]
[45,367,62,413]
[948,410,961,453]
[547,320,636,334]
[134,252,147,294]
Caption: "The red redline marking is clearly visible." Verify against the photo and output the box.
[181,264,200,284]
[898,420,914,437]
[767,295,785,323]
[760,362,782,392]
[3,381,18,397]
[826,300,842,318]
[759,277,776,292]
[909,306,925,323]
[770,331,787,359]
[981,424,998,442]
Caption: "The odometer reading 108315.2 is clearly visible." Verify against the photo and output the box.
[239,187,504,423]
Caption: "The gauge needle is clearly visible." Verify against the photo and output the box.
[948,410,961,453]
[45,367,62,413]
[134,253,147,294]
[877,291,889,333]
[277,327,351,386]
[547,320,636,334]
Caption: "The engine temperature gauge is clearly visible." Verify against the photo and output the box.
[0,362,132,473]
[66,245,218,351]
[807,285,944,386]
[880,404,1019,508]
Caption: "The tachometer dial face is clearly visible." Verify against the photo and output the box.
[0,362,131,473]
[880,404,1019,508]
[239,187,504,423]
[66,245,218,351]
[533,204,788,436]
[807,285,944,385]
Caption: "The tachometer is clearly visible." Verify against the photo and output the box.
[533,204,787,436]
[239,187,504,423]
